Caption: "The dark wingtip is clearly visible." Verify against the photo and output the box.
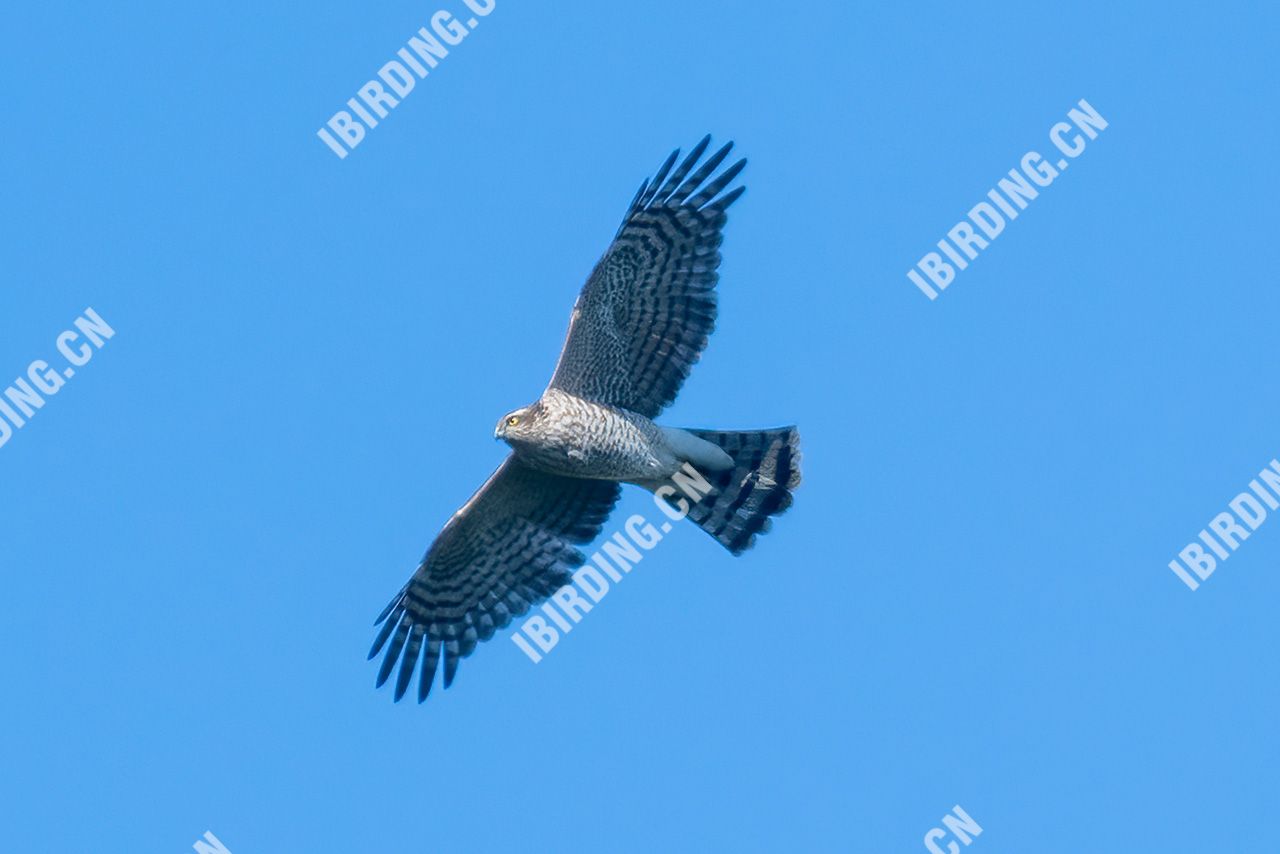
[638,148,680,209]
[393,629,424,702]
[374,595,399,626]
[627,179,648,212]
[418,641,441,703]
[367,614,398,659]
[710,184,746,213]
[443,651,460,689]
[689,156,747,209]
[375,621,410,689]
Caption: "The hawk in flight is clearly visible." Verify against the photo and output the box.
[370,136,801,701]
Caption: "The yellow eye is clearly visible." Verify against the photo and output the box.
[507,416,520,426]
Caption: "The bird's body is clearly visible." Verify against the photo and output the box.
[369,136,803,702]
[498,389,676,481]
[497,389,731,482]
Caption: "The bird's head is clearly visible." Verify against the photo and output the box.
[495,405,538,444]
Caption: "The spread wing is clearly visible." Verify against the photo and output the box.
[547,135,746,418]
[369,456,620,702]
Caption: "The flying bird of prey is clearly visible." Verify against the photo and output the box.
[370,136,801,701]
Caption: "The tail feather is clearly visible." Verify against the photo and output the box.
[664,427,801,554]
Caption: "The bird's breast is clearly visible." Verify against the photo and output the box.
[515,396,675,481]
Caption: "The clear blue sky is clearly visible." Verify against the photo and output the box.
[3,2,1278,851]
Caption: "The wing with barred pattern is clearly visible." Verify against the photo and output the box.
[548,135,746,417]
[370,456,619,701]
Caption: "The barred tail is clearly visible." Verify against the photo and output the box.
[669,427,801,555]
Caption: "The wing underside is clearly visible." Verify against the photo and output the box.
[370,457,620,701]
[548,135,747,418]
